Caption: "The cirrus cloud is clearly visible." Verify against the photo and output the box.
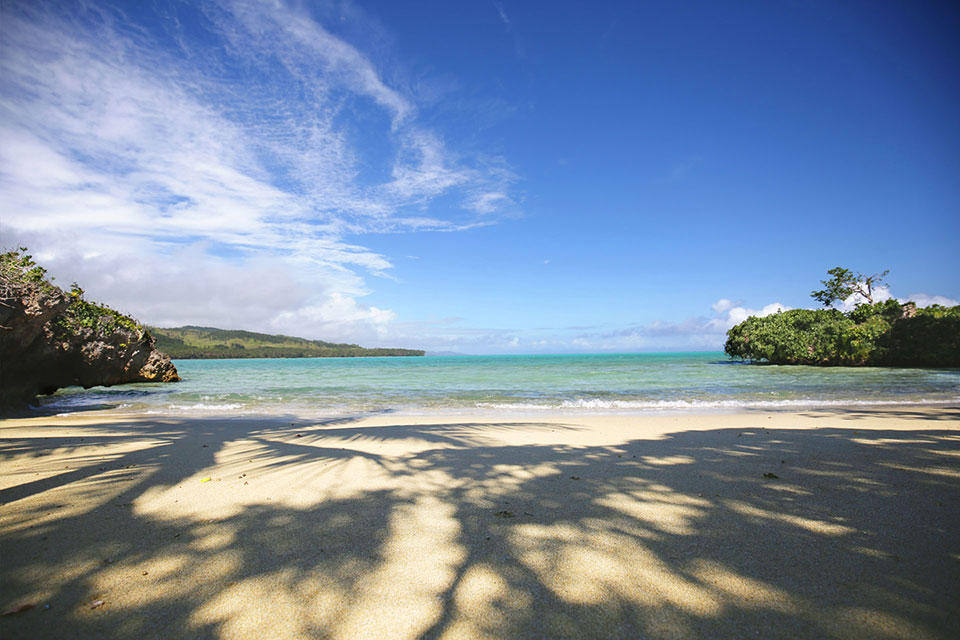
[0,0,517,344]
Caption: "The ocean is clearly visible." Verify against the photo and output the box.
[35,352,960,417]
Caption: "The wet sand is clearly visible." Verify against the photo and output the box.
[1,406,959,639]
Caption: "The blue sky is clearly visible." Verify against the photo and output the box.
[2,0,958,353]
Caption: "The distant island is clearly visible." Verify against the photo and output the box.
[150,326,424,359]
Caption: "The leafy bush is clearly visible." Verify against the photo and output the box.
[725,300,960,367]
[2,248,146,342]
[1,247,59,298]
[51,284,146,341]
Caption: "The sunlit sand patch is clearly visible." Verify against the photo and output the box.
[136,431,426,519]
[876,462,960,479]
[716,449,760,457]
[258,432,457,457]
[926,448,960,457]
[762,483,812,495]
[596,490,709,535]
[329,496,465,639]
[192,567,307,638]
[824,606,938,640]
[724,500,855,535]
[0,466,158,535]
[444,563,533,639]
[851,546,895,559]
[639,454,696,466]
[850,437,934,446]
[4,557,100,606]
[792,466,877,478]
[511,523,723,616]
[187,524,237,552]
[87,553,219,608]
[688,559,798,613]
[0,437,166,492]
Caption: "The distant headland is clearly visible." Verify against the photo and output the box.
[150,326,425,359]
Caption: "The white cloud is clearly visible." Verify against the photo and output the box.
[836,285,893,312]
[902,293,960,308]
[711,298,735,314]
[707,301,791,331]
[270,293,396,342]
[466,191,512,214]
[495,3,511,27]
[0,0,516,343]
[831,285,957,312]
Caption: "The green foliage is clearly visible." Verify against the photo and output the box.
[1,247,58,297]
[811,266,889,307]
[52,285,145,341]
[2,247,147,344]
[150,326,424,359]
[878,305,960,367]
[725,300,960,367]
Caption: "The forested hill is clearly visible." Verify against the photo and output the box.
[150,326,424,359]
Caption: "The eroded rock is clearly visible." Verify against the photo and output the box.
[1,250,179,410]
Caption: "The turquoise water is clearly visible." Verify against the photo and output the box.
[37,353,960,416]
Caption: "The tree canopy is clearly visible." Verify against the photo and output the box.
[727,267,960,367]
[811,267,889,307]
[724,300,960,367]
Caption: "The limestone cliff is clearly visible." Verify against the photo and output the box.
[0,250,179,409]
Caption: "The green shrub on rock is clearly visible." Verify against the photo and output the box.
[725,300,960,367]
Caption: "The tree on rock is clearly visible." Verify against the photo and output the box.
[811,267,889,307]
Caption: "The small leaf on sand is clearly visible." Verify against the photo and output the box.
[89,600,105,610]
[570,476,581,480]
[762,472,780,479]
[495,510,515,518]
[1,604,35,616]
[200,477,211,483]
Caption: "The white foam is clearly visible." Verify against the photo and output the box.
[477,397,960,411]
[163,402,245,411]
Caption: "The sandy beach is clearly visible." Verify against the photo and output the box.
[1,406,958,639]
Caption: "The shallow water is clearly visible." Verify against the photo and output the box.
[35,352,960,417]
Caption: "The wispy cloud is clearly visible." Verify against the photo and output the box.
[494,3,511,27]
[491,1,528,65]
[834,285,959,312]
[0,0,516,341]
[902,293,959,308]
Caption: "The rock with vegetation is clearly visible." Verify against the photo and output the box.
[0,249,179,409]
[725,268,960,367]
[150,326,425,359]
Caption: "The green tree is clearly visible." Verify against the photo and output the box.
[811,267,889,307]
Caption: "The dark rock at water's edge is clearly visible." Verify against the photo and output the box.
[0,249,179,410]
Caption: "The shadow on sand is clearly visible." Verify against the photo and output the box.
[1,409,958,639]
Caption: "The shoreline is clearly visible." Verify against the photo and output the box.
[14,396,960,423]
[2,406,959,638]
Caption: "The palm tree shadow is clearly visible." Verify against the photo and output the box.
[1,414,958,639]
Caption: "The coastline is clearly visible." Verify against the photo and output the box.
[2,406,959,638]
[27,352,960,418]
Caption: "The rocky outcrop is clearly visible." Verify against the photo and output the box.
[1,250,179,410]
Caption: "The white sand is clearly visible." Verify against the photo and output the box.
[1,406,958,639]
